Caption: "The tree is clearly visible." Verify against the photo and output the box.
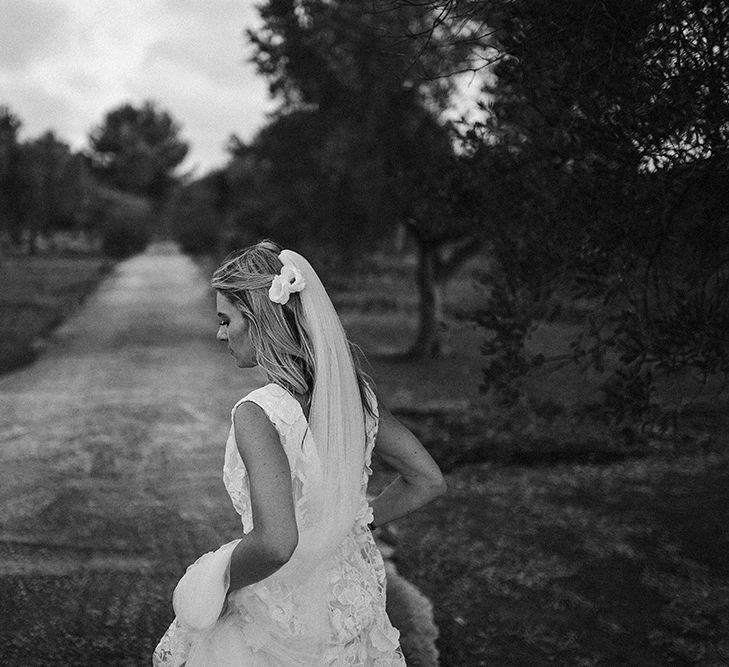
[18,131,89,252]
[168,168,229,256]
[246,0,484,356]
[0,105,24,245]
[378,0,729,428]
[0,119,91,252]
[86,185,152,258]
[382,109,485,357]
[402,0,729,428]
[88,101,188,204]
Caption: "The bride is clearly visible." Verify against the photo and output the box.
[153,240,446,666]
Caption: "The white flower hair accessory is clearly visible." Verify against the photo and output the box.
[268,263,306,304]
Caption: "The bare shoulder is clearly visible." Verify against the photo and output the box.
[232,401,284,466]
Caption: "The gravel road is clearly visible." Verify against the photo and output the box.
[0,242,435,665]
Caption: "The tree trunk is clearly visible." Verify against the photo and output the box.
[400,224,482,360]
[408,240,446,359]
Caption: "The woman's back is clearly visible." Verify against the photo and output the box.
[153,382,404,666]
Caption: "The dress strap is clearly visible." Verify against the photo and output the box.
[231,383,305,439]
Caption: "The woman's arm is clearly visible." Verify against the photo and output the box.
[227,402,299,592]
[369,402,447,527]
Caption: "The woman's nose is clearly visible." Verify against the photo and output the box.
[216,326,228,341]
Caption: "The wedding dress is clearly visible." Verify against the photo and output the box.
[152,382,406,666]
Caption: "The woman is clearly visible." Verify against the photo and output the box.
[153,241,446,666]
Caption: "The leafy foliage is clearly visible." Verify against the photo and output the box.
[382,0,729,427]
[0,107,92,251]
[0,102,174,256]
[0,105,24,244]
[88,100,188,203]
[87,186,153,259]
[19,132,89,239]
[429,0,729,430]
[168,170,228,256]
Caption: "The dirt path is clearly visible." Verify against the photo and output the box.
[0,243,430,665]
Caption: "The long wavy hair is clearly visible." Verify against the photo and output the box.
[211,240,375,416]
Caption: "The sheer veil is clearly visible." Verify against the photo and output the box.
[278,249,367,561]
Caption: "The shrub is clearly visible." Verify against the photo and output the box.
[86,185,153,259]
[171,210,221,256]
[100,217,151,259]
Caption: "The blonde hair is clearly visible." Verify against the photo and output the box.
[211,240,375,416]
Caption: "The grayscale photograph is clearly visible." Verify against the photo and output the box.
[0,1,727,665]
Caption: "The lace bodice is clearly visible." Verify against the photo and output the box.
[153,383,404,666]
[223,383,378,537]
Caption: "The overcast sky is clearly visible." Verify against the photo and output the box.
[0,0,273,175]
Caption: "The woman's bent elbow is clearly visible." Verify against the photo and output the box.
[269,531,298,566]
[431,476,448,497]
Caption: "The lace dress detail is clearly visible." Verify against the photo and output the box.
[153,383,405,666]
[222,384,323,535]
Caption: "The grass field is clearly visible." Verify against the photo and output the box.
[339,254,729,666]
[387,455,729,666]
[0,253,113,373]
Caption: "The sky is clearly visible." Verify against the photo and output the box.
[0,0,273,175]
